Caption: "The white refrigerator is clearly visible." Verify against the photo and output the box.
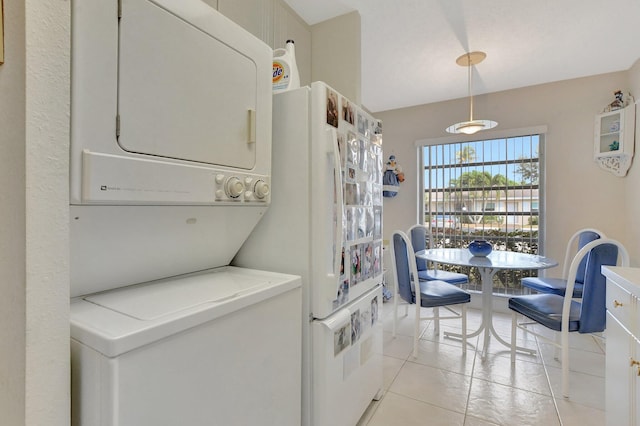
[234,81,384,426]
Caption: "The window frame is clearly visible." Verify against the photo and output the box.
[415,126,548,295]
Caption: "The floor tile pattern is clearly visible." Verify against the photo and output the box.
[357,301,606,426]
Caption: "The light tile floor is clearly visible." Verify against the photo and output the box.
[357,300,606,426]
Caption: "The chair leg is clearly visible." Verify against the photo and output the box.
[392,285,398,338]
[461,304,467,356]
[434,306,440,336]
[561,328,570,398]
[413,302,420,358]
[511,312,517,363]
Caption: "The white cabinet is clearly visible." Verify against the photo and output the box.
[594,104,636,177]
[603,266,640,425]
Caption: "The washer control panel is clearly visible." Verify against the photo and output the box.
[214,173,270,203]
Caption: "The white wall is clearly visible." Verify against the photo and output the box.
[311,11,361,104]
[25,0,70,424]
[377,70,637,273]
[24,0,70,422]
[0,0,26,423]
[0,1,70,425]
[625,58,640,262]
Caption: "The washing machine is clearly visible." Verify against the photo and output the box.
[69,1,301,425]
[71,267,301,425]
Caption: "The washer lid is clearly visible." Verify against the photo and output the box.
[71,267,301,357]
[85,269,267,321]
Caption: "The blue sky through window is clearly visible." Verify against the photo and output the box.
[423,136,539,188]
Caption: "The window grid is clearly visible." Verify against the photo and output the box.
[421,135,542,295]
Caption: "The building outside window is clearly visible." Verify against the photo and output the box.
[419,133,544,295]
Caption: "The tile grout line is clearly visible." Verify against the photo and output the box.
[534,332,564,426]
[462,341,478,425]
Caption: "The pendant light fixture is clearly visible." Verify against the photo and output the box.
[445,51,497,135]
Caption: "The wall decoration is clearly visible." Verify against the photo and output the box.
[602,90,634,113]
[382,155,404,197]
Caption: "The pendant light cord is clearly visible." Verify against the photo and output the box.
[467,53,474,122]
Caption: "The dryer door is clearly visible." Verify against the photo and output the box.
[118,0,258,170]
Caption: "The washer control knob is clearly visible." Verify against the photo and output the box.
[225,177,245,198]
[215,174,225,184]
[244,191,253,200]
[254,180,270,199]
[244,177,253,186]
[215,189,225,199]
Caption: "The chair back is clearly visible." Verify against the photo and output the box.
[561,228,604,282]
[574,230,602,284]
[391,231,418,304]
[408,225,430,272]
[564,238,629,333]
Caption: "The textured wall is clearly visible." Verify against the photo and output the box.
[24,1,70,425]
[625,59,640,263]
[0,0,26,423]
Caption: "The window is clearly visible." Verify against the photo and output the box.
[419,132,544,295]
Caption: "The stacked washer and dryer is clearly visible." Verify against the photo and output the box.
[69,1,301,425]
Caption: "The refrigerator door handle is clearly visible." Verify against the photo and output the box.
[327,127,344,282]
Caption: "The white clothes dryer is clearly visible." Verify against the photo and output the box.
[69,2,301,425]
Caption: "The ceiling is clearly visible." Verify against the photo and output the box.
[282,0,640,113]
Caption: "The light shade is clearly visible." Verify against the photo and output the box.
[446,119,498,135]
[446,52,497,135]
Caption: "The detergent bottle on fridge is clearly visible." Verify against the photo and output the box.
[273,40,300,93]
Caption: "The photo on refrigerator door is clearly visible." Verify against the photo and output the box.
[350,245,361,284]
[373,119,382,139]
[337,132,347,168]
[364,206,374,237]
[347,133,359,165]
[373,242,382,277]
[345,182,358,205]
[334,322,351,356]
[361,182,372,206]
[357,112,369,136]
[346,208,356,241]
[351,310,361,345]
[346,165,356,183]
[333,278,349,310]
[373,145,383,182]
[326,88,339,128]
[362,243,373,280]
[359,138,369,171]
[357,207,366,238]
[341,96,355,126]
[371,296,379,325]
[373,207,382,239]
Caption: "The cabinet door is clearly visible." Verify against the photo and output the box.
[595,109,623,156]
[606,311,633,426]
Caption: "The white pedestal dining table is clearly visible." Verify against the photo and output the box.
[415,248,557,357]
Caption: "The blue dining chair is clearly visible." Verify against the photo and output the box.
[509,238,629,398]
[408,224,469,285]
[390,230,471,357]
[521,228,605,298]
